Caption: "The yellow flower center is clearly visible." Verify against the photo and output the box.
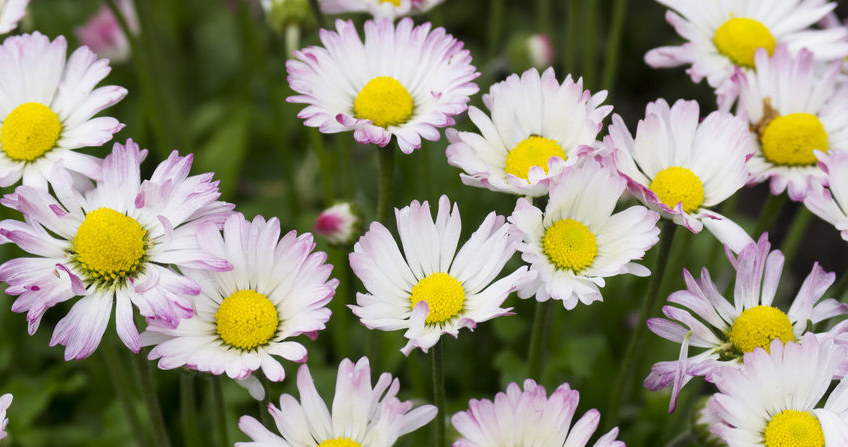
[353,76,414,128]
[761,113,829,166]
[73,208,147,283]
[215,290,279,350]
[542,219,597,273]
[713,17,776,68]
[649,167,704,213]
[317,438,362,447]
[729,305,795,354]
[504,136,566,180]
[764,410,825,447]
[1,102,62,162]
[379,0,401,4]
[409,272,465,325]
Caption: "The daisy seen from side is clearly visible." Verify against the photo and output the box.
[321,0,445,20]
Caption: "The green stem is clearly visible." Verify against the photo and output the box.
[665,431,695,447]
[312,130,335,204]
[582,0,598,89]
[600,0,629,91]
[831,264,848,302]
[307,0,327,29]
[376,148,396,225]
[537,0,552,34]
[780,207,812,261]
[180,373,199,447]
[258,374,274,427]
[101,340,147,447]
[330,249,351,358]
[753,194,788,238]
[526,300,551,380]
[211,376,229,447]
[431,341,446,447]
[605,220,678,429]
[133,355,172,447]
[487,0,505,60]
[338,136,355,199]
[564,0,579,73]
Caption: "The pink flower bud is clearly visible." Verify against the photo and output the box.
[75,0,137,63]
[314,203,360,246]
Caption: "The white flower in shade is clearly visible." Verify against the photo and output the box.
[644,234,847,412]
[314,202,361,246]
[446,67,612,197]
[603,98,755,253]
[74,0,137,64]
[0,32,128,188]
[349,195,535,355]
[508,155,660,309]
[451,379,624,447]
[0,140,234,360]
[287,18,478,154]
[707,333,848,446]
[237,357,437,447]
[320,0,445,20]
[0,393,10,440]
[645,0,848,108]
[805,151,848,240]
[142,213,338,399]
[734,46,848,201]
[0,0,27,34]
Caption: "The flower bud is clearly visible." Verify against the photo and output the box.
[260,0,313,33]
[314,202,362,246]
[507,33,555,73]
[75,0,137,63]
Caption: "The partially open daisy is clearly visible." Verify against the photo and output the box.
[321,0,445,20]
[604,98,754,252]
[707,333,848,446]
[452,379,624,447]
[349,195,535,355]
[142,213,337,398]
[237,357,436,446]
[287,18,478,154]
[0,140,233,360]
[734,46,848,201]
[446,67,612,197]
[0,0,27,34]
[508,155,660,309]
[644,234,847,412]
[0,32,127,188]
[805,151,848,240]
[645,0,848,108]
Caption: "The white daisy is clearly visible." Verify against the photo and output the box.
[446,67,612,197]
[0,140,234,360]
[508,155,660,309]
[603,98,755,253]
[321,0,446,20]
[735,45,848,201]
[286,18,478,154]
[0,0,27,34]
[0,393,10,440]
[805,151,848,240]
[707,333,848,446]
[645,0,848,108]
[349,195,535,355]
[0,32,127,188]
[237,357,437,447]
[142,213,338,398]
[644,234,847,412]
[451,379,624,447]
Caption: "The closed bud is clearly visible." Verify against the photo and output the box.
[314,202,362,246]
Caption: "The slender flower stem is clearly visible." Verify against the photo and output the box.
[311,130,335,204]
[582,0,599,89]
[376,148,396,225]
[537,0,552,34]
[180,373,199,447]
[431,341,446,447]
[330,249,352,358]
[780,206,812,261]
[101,340,147,447]
[605,220,678,429]
[753,194,788,238]
[133,355,172,447]
[307,0,327,29]
[600,0,629,91]
[487,0,505,60]
[258,374,273,427]
[211,376,229,447]
[563,0,579,73]
[527,300,551,380]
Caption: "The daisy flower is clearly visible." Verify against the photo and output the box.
[735,45,848,201]
[237,357,437,446]
[645,0,848,108]
[0,140,234,360]
[142,213,338,399]
[349,195,535,355]
[508,155,660,309]
[644,234,847,412]
[0,0,27,34]
[0,393,10,440]
[321,0,445,20]
[446,67,612,197]
[0,32,127,188]
[805,151,848,240]
[286,18,478,154]
[451,379,624,447]
[604,98,755,253]
[707,333,848,446]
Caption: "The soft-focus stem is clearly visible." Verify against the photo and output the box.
[605,220,678,429]
[101,340,147,447]
[285,24,301,58]
[601,0,629,91]
[582,0,598,89]
[831,264,848,303]
[133,355,172,447]
[180,373,199,447]
[753,194,787,238]
[537,0,552,34]
[330,250,352,358]
[311,130,335,204]
[376,148,396,225]
[487,0,505,59]
[307,0,327,29]
[780,207,812,261]
[563,0,579,73]
[258,374,273,427]
[211,376,229,447]
[527,299,551,381]
[432,341,446,447]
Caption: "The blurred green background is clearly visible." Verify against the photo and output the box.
[2,0,848,446]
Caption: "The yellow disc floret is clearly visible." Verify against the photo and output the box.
[764,410,825,447]
[353,76,414,128]
[649,167,705,213]
[729,305,795,354]
[761,113,829,166]
[543,219,598,273]
[317,438,362,447]
[409,272,466,325]
[215,290,279,350]
[504,136,566,180]
[74,208,147,282]
[379,0,401,5]
[713,17,777,68]
[1,102,62,161]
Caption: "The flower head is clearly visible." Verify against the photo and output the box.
[75,0,137,63]
[287,18,478,154]
[314,202,361,246]
[237,357,436,447]
[0,140,234,360]
[0,0,27,34]
[349,195,535,355]
[320,0,445,21]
